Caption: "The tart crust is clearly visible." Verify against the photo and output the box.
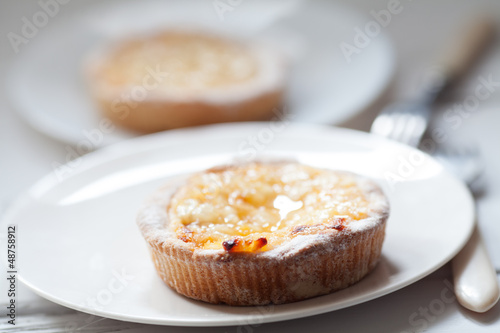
[137,163,389,306]
[85,31,286,133]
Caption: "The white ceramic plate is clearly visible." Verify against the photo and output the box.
[7,0,394,147]
[1,123,474,327]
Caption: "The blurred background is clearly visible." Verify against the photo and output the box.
[1,0,500,196]
[1,0,500,332]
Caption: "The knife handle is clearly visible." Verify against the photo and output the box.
[452,226,500,312]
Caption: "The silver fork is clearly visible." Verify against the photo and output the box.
[370,100,432,147]
[370,18,499,313]
[434,145,500,312]
[371,19,495,146]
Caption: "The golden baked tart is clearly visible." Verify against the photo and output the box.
[137,162,389,305]
[86,31,285,133]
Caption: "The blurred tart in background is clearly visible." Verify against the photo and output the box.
[86,31,286,133]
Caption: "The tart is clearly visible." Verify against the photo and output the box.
[85,31,286,133]
[137,162,389,305]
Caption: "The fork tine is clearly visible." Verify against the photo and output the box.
[371,113,394,138]
[401,113,426,147]
[397,114,414,145]
[371,103,429,148]
[389,113,408,143]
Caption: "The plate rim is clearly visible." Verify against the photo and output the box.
[1,122,475,327]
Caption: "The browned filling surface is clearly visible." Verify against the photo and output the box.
[168,163,371,252]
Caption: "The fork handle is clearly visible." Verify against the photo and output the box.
[418,18,495,105]
[452,226,500,312]
[439,18,496,82]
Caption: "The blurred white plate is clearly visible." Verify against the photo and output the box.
[7,0,395,147]
[1,123,474,327]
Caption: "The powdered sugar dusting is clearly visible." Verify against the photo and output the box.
[137,163,389,256]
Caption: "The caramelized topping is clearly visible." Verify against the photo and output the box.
[329,217,346,231]
[222,237,268,253]
[178,226,193,243]
[169,163,372,251]
[291,225,309,234]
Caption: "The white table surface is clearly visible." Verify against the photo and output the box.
[1,0,499,332]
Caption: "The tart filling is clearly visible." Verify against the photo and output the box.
[170,163,373,252]
[94,31,259,91]
[86,30,285,101]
